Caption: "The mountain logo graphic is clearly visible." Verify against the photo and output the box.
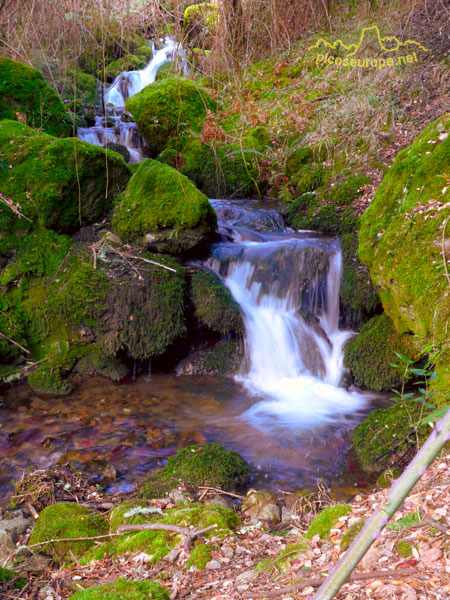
[308,25,428,56]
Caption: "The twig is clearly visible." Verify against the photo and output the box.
[0,331,30,354]
[125,253,177,273]
[250,568,417,598]
[197,486,244,499]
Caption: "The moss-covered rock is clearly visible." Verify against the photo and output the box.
[0,57,73,137]
[99,53,150,82]
[112,158,216,255]
[286,174,370,235]
[69,578,169,600]
[359,115,450,400]
[27,358,74,396]
[184,3,219,49]
[344,314,418,391]
[140,443,249,497]
[0,120,130,233]
[126,77,216,156]
[340,519,364,550]
[304,504,351,539]
[190,270,243,336]
[351,403,431,473]
[340,232,380,327]
[29,503,108,565]
[75,349,128,381]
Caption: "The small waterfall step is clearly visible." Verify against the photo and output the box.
[206,199,366,430]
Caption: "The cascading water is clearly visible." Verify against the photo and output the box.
[206,200,367,430]
[78,38,187,163]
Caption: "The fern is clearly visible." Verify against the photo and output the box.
[277,182,294,204]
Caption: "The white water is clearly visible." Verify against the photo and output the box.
[78,38,187,162]
[207,202,366,430]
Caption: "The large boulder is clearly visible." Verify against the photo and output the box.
[0,57,73,137]
[0,120,130,233]
[359,114,450,398]
[126,77,216,155]
[112,158,217,254]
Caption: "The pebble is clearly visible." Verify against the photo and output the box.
[206,559,222,570]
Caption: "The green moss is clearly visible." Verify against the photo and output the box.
[126,77,216,155]
[99,54,149,82]
[186,543,213,569]
[343,314,418,391]
[27,358,74,396]
[87,503,239,563]
[0,120,130,233]
[112,158,216,254]
[376,467,402,488]
[69,578,169,600]
[203,339,242,375]
[184,3,219,49]
[304,504,351,539]
[286,174,370,235]
[76,349,128,381]
[256,541,307,573]
[351,403,431,473]
[0,566,26,589]
[29,503,108,565]
[292,164,326,195]
[359,115,450,400]
[340,233,380,327]
[340,520,364,550]
[396,541,413,558]
[190,270,243,335]
[0,57,72,137]
[141,443,249,497]
[58,70,99,107]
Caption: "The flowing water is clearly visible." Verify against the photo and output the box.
[0,200,383,499]
[77,38,187,162]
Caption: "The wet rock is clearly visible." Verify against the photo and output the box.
[242,489,281,523]
[0,516,31,566]
[205,494,233,509]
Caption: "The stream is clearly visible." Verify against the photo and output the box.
[0,40,384,500]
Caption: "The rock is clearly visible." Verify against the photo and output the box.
[21,553,51,572]
[206,559,222,570]
[112,158,217,255]
[205,494,233,509]
[221,545,235,559]
[242,490,281,523]
[235,569,256,583]
[169,488,193,505]
[281,506,293,522]
[0,516,31,566]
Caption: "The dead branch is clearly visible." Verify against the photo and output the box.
[0,330,30,354]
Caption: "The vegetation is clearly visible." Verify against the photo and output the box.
[141,443,249,497]
[112,159,217,254]
[305,505,351,539]
[69,579,169,600]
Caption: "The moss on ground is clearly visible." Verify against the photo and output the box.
[190,270,243,336]
[343,313,418,391]
[340,520,364,550]
[256,541,307,573]
[351,403,431,473]
[0,57,73,137]
[69,578,169,600]
[396,541,413,558]
[126,77,216,155]
[359,114,450,401]
[0,566,26,589]
[112,158,216,254]
[29,503,109,565]
[140,443,249,497]
[186,543,213,569]
[304,504,351,539]
[0,120,130,233]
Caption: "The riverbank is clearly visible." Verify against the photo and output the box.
[1,450,450,599]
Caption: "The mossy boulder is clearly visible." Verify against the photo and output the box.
[126,77,216,156]
[112,158,217,254]
[27,359,74,396]
[304,504,351,539]
[190,270,243,336]
[340,232,380,327]
[286,174,370,235]
[140,443,249,497]
[344,313,418,391]
[351,403,431,473]
[86,502,239,564]
[0,120,130,233]
[359,115,450,400]
[76,350,128,381]
[69,578,169,600]
[184,3,219,49]
[29,503,108,565]
[0,57,72,137]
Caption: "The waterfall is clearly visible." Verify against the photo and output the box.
[78,38,187,163]
[206,200,366,430]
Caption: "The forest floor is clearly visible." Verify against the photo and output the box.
[3,450,450,600]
